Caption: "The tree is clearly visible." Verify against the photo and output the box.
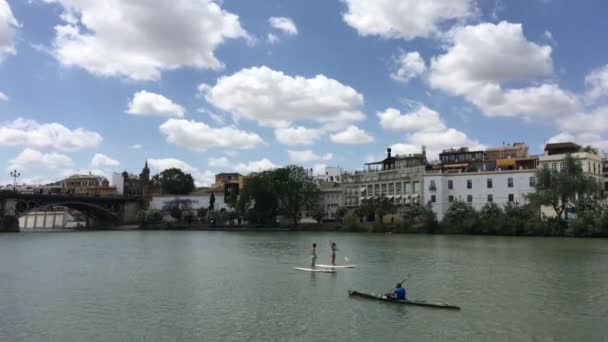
[209,192,216,210]
[161,199,193,220]
[528,154,601,223]
[478,203,503,235]
[311,204,325,224]
[237,171,278,225]
[402,204,437,233]
[335,207,349,222]
[197,207,209,223]
[357,199,376,222]
[375,195,396,223]
[272,165,320,227]
[160,168,196,195]
[443,201,479,234]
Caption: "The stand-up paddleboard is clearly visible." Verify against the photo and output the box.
[293,267,336,273]
[316,264,356,269]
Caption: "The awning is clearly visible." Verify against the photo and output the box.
[359,187,367,192]
[404,194,410,200]
[496,159,516,167]
[388,195,394,199]
[442,163,469,168]
[413,194,420,198]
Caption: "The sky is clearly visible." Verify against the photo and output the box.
[1,0,608,186]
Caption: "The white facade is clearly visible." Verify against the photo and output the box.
[315,167,343,183]
[538,151,603,182]
[19,210,79,229]
[321,186,343,220]
[424,170,537,221]
[150,195,228,211]
[112,173,124,194]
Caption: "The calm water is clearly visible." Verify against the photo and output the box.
[0,231,607,341]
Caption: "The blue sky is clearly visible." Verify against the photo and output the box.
[1,0,607,186]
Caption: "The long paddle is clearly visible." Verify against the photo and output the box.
[386,274,411,295]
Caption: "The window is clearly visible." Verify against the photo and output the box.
[508,194,514,202]
[508,178,513,188]
[448,195,454,203]
[467,195,473,203]
[487,178,493,189]
[405,182,411,193]
[413,181,421,194]
[368,185,372,195]
[448,180,453,190]
[467,179,472,189]
[389,183,394,195]
[431,195,436,203]
[396,182,402,195]
[374,184,379,196]
[529,177,536,187]
[429,180,436,191]
[551,163,557,171]
[381,184,387,195]
[487,194,493,202]
[560,162,565,170]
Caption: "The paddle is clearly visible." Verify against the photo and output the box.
[386,274,411,296]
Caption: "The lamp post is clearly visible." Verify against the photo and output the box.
[10,170,20,191]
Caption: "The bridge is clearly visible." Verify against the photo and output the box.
[0,192,142,232]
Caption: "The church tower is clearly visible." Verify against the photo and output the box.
[140,161,151,208]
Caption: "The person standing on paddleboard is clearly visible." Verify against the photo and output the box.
[310,243,317,269]
[330,242,339,265]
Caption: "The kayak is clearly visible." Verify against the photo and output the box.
[316,264,356,269]
[348,290,460,310]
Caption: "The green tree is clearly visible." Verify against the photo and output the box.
[357,199,376,222]
[402,204,438,233]
[528,154,601,223]
[443,201,479,234]
[272,165,320,227]
[311,204,325,224]
[478,203,503,235]
[160,168,196,195]
[375,195,396,223]
[335,207,349,222]
[197,207,209,223]
[237,172,278,225]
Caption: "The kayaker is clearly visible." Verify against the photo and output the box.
[310,243,317,269]
[386,283,406,300]
[330,242,339,265]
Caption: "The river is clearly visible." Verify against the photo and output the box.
[0,231,606,341]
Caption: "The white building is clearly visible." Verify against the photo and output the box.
[424,170,537,221]
[315,167,343,183]
[320,183,343,221]
[19,209,82,229]
[150,194,228,211]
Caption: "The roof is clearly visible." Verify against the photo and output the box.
[544,142,581,151]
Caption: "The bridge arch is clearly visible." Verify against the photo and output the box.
[16,201,121,227]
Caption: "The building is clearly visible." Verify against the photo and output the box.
[214,173,245,200]
[603,156,608,195]
[538,142,604,218]
[319,181,343,221]
[61,173,118,197]
[315,167,343,183]
[485,143,529,160]
[150,193,229,212]
[538,143,603,183]
[425,169,537,221]
[342,148,427,220]
[19,208,84,229]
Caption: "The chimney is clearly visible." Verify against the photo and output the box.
[387,148,392,158]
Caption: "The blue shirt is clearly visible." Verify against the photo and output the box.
[394,287,406,300]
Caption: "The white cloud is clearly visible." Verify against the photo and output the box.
[148,158,214,187]
[9,148,73,171]
[428,21,579,119]
[267,33,279,44]
[548,132,608,152]
[0,0,18,62]
[197,108,226,125]
[91,153,120,169]
[557,106,608,135]
[44,0,249,80]
[330,125,374,144]
[159,118,263,151]
[391,51,426,82]
[341,0,475,40]
[127,91,185,118]
[287,150,333,163]
[275,126,324,146]
[377,106,446,132]
[0,118,102,151]
[381,105,483,161]
[129,144,143,150]
[234,158,277,174]
[269,17,298,35]
[0,91,7,101]
[205,66,365,128]
[208,156,230,168]
[584,65,608,103]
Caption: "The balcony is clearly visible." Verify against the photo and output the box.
[428,184,437,191]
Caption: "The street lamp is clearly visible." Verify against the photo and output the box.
[10,170,20,191]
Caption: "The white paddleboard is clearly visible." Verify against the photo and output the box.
[316,264,356,269]
[293,267,336,273]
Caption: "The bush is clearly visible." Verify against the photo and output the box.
[181,210,196,224]
[443,201,479,234]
